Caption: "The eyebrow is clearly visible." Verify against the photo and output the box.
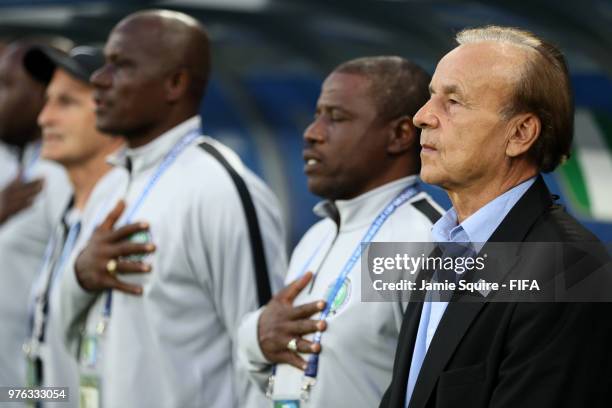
[45,91,79,102]
[316,104,350,114]
[429,83,465,98]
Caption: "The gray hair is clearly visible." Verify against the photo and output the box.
[456,25,573,172]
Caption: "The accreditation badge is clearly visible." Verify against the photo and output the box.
[273,399,300,408]
[325,277,352,316]
[79,334,103,408]
[80,374,101,408]
[23,340,42,391]
[80,335,100,368]
[123,230,154,262]
[25,354,38,388]
[24,353,39,408]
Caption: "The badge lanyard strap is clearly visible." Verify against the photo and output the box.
[28,217,82,356]
[266,233,333,388]
[98,130,201,334]
[21,141,42,181]
[28,197,76,345]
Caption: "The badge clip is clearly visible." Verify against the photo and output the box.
[300,376,316,402]
[96,318,108,336]
[265,374,275,399]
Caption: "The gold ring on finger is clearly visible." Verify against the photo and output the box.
[106,259,118,276]
[287,337,298,352]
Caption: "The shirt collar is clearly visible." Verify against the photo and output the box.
[432,177,536,247]
[63,206,81,227]
[313,175,420,232]
[108,116,201,174]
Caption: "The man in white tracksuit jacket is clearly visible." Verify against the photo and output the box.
[22,44,125,407]
[237,57,443,407]
[59,10,286,408]
[0,41,71,392]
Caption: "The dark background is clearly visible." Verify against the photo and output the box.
[2,0,611,248]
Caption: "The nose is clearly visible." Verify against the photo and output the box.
[303,116,326,145]
[413,99,439,130]
[37,100,54,129]
[90,64,111,89]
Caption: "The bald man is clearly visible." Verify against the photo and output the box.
[0,42,71,389]
[60,10,286,408]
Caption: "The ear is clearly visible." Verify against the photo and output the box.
[506,113,541,158]
[165,68,189,103]
[387,115,417,155]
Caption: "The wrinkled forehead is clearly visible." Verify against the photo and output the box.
[434,42,526,101]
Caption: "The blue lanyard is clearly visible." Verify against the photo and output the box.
[302,184,420,383]
[21,141,41,181]
[52,221,82,290]
[267,183,421,400]
[99,130,200,329]
[30,216,82,345]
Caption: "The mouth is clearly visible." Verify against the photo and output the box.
[303,150,323,172]
[93,93,111,112]
[42,132,63,143]
[421,143,437,153]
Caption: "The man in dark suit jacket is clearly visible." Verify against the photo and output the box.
[380,25,612,408]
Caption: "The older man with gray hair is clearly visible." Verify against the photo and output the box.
[380,25,612,408]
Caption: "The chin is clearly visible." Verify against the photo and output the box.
[40,148,62,162]
[307,179,334,200]
[420,167,445,187]
[307,180,323,197]
[96,119,122,136]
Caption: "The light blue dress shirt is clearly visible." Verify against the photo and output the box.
[405,177,536,407]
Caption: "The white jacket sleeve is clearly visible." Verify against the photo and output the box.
[236,307,274,391]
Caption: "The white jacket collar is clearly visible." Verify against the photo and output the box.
[108,116,201,174]
[314,175,420,232]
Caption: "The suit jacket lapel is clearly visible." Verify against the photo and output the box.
[388,300,423,406]
[386,246,441,407]
[407,176,554,408]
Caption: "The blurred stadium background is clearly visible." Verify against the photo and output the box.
[1,0,611,247]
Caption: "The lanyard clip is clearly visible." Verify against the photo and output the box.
[265,374,275,399]
[23,339,39,359]
[96,318,108,336]
[300,376,316,402]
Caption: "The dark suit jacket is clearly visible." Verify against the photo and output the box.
[380,176,612,408]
